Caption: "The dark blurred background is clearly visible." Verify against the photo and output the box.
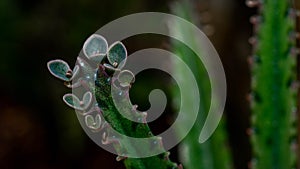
[0,0,298,169]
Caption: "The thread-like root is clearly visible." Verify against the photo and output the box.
[116,155,128,162]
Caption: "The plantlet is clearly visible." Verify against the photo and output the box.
[47,34,181,169]
[247,0,298,168]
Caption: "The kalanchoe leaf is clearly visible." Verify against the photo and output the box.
[107,42,127,69]
[117,70,135,87]
[85,114,101,130]
[70,65,80,80]
[47,59,72,81]
[83,34,108,60]
[104,63,118,71]
[82,91,93,110]
[63,93,83,110]
[63,92,92,111]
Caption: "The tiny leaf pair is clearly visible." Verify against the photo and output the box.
[47,59,79,82]
[117,70,135,88]
[83,34,127,70]
[63,92,92,111]
[85,114,101,130]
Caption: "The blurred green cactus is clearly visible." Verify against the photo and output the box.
[169,1,233,169]
[247,0,298,168]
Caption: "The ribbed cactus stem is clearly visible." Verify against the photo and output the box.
[248,0,298,168]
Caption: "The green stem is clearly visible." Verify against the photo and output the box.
[95,65,180,169]
[250,0,297,168]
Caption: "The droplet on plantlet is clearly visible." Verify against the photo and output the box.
[113,62,118,67]
[79,101,84,107]
[118,91,123,96]
[246,0,260,8]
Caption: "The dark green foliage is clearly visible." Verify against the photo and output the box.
[94,64,179,169]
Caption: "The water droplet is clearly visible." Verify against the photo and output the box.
[118,91,122,96]
[107,78,111,83]
[79,101,84,106]
[113,62,118,67]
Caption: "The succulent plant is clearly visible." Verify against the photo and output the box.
[47,34,181,169]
